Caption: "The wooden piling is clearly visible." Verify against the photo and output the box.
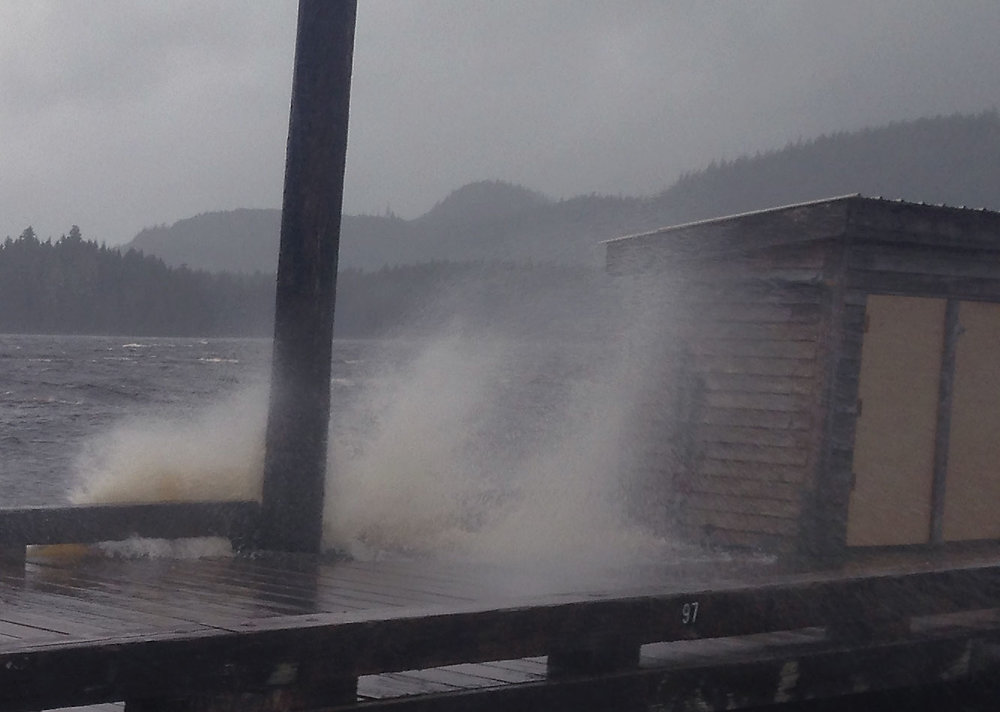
[260,0,357,553]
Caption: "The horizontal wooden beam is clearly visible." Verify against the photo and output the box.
[0,501,259,548]
[327,627,996,712]
[2,561,1000,709]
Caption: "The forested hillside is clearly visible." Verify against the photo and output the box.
[0,227,609,338]
[126,111,1000,273]
[655,111,1000,223]
[7,111,1000,338]
[0,227,273,336]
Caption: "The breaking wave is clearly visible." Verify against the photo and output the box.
[72,333,677,576]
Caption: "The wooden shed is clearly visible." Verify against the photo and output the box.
[606,195,1000,558]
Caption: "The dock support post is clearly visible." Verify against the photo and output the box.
[548,639,641,676]
[0,544,26,569]
[548,638,644,712]
[124,664,357,712]
[259,0,357,554]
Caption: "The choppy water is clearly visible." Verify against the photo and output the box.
[1,332,675,572]
[0,335,265,504]
[0,335,464,504]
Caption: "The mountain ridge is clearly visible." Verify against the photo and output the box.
[125,111,1000,273]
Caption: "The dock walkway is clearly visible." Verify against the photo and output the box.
[2,503,1000,711]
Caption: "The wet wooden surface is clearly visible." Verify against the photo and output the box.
[0,547,737,647]
[3,546,1000,711]
[0,549,737,710]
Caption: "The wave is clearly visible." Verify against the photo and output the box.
[71,386,267,504]
[71,333,679,579]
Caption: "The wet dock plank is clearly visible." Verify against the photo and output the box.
[2,547,1000,711]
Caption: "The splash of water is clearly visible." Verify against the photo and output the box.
[323,337,507,557]
[71,386,267,504]
[72,330,680,576]
[323,336,670,571]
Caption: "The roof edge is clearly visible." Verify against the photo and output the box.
[603,195,863,245]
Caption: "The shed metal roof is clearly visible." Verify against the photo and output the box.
[605,195,1000,258]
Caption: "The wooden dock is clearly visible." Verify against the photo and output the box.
[3,503,1000,711]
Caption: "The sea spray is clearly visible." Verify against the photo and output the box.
[69,385,267,559]
[71,385,267,505]
[323,336,513,557]
[71,328,681,575]
[322,333,678,578]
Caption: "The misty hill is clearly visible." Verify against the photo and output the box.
[130,209,280,274]
[0,225,611,339]
[126,111,1000,272]
[127,181,550,272]
[419,180,549,227]
[131,210,420,274]
[657,110,1000,223]
[0,227,272,336]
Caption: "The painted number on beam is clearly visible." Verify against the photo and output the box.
[681,601,700,625]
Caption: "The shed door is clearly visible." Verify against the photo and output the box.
[846,295,945,546]
[942,301,1000,541]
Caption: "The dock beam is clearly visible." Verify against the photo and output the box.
[260,0,357,553]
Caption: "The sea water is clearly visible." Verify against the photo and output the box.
[0,332,681,577]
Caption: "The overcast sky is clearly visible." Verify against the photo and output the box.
[2,1,999,245]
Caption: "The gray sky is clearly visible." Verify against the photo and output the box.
[2,1,999,245]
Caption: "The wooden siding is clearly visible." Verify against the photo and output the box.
[848,199,1000,252]
[846,243,1000,300]
[663,278,829,553]
[605,198,850,276]
[607,197,1000,280]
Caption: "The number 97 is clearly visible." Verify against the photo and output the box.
[681,601,699,625]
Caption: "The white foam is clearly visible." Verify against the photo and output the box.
[73,321,681,575]
[71,386,267,505]
[321,333,678,582]
[97,536,233,559]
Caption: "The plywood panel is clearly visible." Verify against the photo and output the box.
[847,295,945,546]
[943,301,1000,541]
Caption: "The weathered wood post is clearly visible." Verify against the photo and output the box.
[260,0,357,553]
